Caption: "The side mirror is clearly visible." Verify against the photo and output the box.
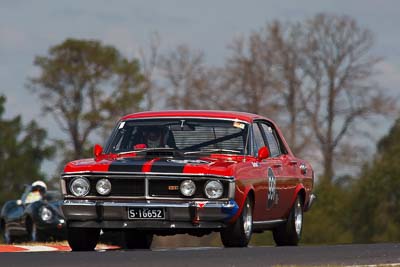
[94,144,103,158]
[257,146,269,161]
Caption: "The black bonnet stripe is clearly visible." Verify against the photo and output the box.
[108,158,147,172]
[150,159,185,173]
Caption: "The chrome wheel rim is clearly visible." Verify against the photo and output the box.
[294,199,303,236]
[243,200,252,238]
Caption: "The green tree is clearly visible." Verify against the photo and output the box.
[28,39,144,162]
[0,95,54,205]
[351,118,400,243]
[301,179,354,244]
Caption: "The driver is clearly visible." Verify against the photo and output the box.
[143,127,165,148]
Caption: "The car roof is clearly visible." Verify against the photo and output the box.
[121,110,268,123]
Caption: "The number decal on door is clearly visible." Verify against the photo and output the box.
[267,167,277,209]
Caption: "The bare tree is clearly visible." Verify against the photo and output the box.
[219,14,395,180]
[266,21,313,156]
[222,35,280,116]
[161,45,217,109]
[300,14,395,182]
[221,25,312,156]
[139,33,163,110]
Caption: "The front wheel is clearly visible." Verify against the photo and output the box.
[3,223,14,244]
[220,196,253,247]
[273,195,303,246]
[67,228,100,251]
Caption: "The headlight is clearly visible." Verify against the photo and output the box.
[70,177,90,197]
[40,206,53,221]
[180,180,196,197]
[204,180,223,199]
[96,179,112,195]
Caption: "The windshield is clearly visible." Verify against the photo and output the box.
[105,118,249,155]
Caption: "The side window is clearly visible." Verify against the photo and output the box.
[252,123,266,156]
[260,123,281,157]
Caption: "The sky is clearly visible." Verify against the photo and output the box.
[1,0,399,177]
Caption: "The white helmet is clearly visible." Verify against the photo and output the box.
[31,180,47,191]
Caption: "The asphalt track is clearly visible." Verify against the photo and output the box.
[1,243,400,267]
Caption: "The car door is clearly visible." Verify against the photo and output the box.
[248,122,281,221]
[249,122,271,222]
[259,122,296,219]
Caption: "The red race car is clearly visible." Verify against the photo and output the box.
[61,110,315,251]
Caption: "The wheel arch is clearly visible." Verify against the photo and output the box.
[230,186,255,223]
[290,184,306,211]
[240,186,255,211]
[247,189,255,204]
[0,218,5,232]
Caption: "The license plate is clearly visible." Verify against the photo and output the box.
[127,207,165,220]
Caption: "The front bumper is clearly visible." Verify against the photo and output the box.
[34,216,67,238]
[62,199,239,230]
[38,222,67,238]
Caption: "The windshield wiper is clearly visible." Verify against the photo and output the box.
[118,147,177,156]
[184,148,242,155]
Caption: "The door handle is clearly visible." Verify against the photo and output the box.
[289,160,297,166]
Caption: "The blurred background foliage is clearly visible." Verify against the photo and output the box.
[1,13,399,245]
[0,96,54,205]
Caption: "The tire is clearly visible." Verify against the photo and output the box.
[28,220,46,242]
[220,196,253,247]
[122,230,153,249]
[273,195,303,246]
[99,230,126,246]
[67,228,100,251]
[3,223,14,244]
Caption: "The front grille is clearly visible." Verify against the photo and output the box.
[148,179,206,198]
[65,177,145,197]
[149,179,180,197]
[64,175,231,199]
[93,178,144,196]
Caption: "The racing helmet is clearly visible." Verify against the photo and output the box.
[31,180,47,192]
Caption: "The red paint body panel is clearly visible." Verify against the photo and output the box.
[64,158,112,173]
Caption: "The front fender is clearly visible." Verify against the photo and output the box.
[228,184,254,223]
[1,200,18,217]
[1,200,24,223]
